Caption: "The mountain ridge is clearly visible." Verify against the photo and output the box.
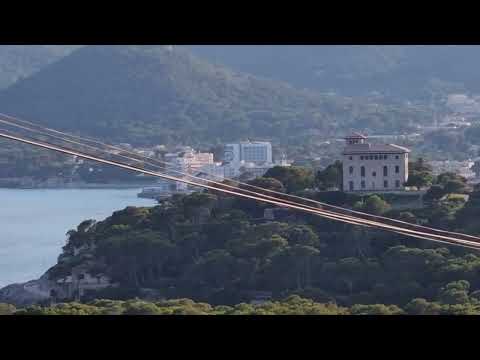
[0,45,428,147]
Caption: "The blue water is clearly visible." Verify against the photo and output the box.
[0,188,155,288]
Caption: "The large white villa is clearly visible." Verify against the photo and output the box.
[342,133,410,192]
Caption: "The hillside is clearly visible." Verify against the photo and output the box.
[0,45,80,89]
[0,45,429,147]
[2,167,480,311]
[187,45,480,100]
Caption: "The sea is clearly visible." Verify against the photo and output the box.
[0,188,156,288]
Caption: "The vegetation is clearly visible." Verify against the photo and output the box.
[405,158,434,189]
[188,45,480,101]
[21,163,477,314]
[0,45,79,89]
[315,161,343,190]
[0,139,152,185]
[8,285,480,315]
[0,46,430,148]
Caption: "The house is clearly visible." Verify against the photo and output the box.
[342,133,410,192]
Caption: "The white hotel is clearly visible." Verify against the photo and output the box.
[342,133,410,192]
[223,141,274,178]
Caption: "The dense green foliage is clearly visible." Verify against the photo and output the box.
[9,286,480,315]
[405,158,435,189]
[39,163,480,312]
[0,303,16,315]
[0,46,429,147]
[7,296,395,315]
[315,161,343,190]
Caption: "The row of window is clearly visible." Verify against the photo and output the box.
[349,165,400,176]
[348,180,402,190]
[348,154,402,161]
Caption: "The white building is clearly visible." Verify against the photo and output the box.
[140,148,224,198]
[430,160,475,179]
[223,141,275,178]
[342,133,410,192]
[224,141,273,165]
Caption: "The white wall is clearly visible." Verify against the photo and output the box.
[343,153,409,192]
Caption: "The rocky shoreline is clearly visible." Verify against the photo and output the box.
[0,274,53,307]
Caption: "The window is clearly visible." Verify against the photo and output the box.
[395,165,400,174]
[349,181,354,191]
[384,180,388,188]
[372,171,377,177]
[395,155,399,160]
[349,166,354,175]
[361,166,365,177]
[370,155,374,160]
[360,156,364,160]
[385,155,388,160]
[361,180,366,189]
[349,156,353,160]
[374,155,378,160]
[383,166,388,177]
[395,180,400,188]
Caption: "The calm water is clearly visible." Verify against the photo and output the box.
[0,188,155,288]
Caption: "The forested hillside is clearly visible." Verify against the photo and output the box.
[0,45,79,89]
[188,45,480,100]
[5,164,477,314]
[0,45,429,147]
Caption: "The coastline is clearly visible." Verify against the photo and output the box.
[0,181,160,190]
[0,187,158,295]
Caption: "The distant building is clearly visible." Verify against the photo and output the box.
[139,147,223,199]
[342,133,410,192]
[223,141,288,178]
[430,160,475,179]
[224,141,273,165]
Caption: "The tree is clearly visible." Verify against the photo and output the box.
[245,177,285,194]
[405,298,442,315]
[424,184,446,203]
[264,166,314,193]
[354,195,391,215]
[405,172,434,189]
[285,225,320,247]
[349,304,404,315]
[406,158,434,189]
[0,303,16,315]
[316,161,343,190]
[438,281,471,305]
[444,180,470,194]
[288,245,321,290]
[410,158,433,173]
[454,186,480,232]
[437,172,466,186]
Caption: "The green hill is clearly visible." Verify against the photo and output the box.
[0,45,428,147]
[0,45,80,89]
[187,45,480,100]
